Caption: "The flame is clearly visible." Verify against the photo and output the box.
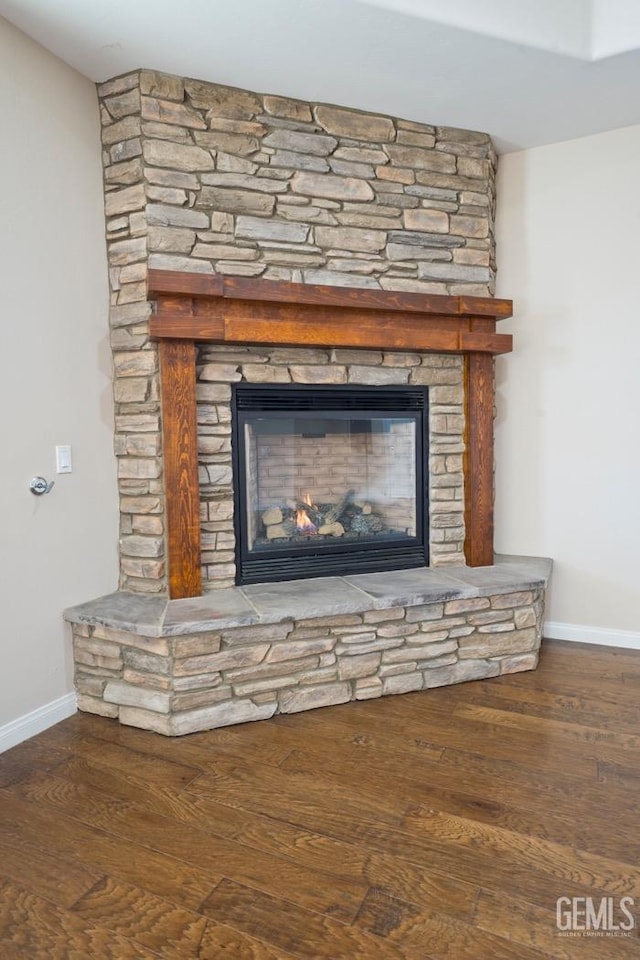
[296,507,316,533]
[296,492,317,533]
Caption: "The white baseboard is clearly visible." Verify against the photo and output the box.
[544,621,640,650]
[0,692,77,753]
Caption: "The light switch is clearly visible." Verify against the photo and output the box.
[55,445,73,474]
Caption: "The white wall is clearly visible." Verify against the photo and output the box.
[0,17,118,743]
[495,124,640,641]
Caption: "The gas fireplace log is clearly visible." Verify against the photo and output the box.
[323,490,355,526]
[292,500,323,525]
[317,522,345,537]
[262,507,283,527]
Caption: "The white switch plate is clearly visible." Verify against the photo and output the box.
[55,445,72,474]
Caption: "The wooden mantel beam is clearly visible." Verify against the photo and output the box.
[148,269,513,356]
[148,269,512,596]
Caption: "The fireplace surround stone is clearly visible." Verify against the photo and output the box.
[64,68,552,735]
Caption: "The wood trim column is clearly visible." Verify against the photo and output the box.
[464,351,495,566]
[158,339,202,599]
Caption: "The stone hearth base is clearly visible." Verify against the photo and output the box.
[64,555,551,736]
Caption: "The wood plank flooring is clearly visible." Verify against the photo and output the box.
[1,638,640,958]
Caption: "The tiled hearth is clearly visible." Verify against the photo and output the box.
[65,556,550,736]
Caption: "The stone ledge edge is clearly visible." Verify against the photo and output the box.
[64,555,552,639]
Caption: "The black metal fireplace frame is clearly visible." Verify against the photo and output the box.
[231,383,429,584]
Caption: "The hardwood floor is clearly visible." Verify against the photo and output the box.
[1,638,640,958]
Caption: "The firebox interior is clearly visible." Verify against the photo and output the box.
[232,384,429,583]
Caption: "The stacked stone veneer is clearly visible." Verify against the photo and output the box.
[197,346,465,586]
[72,587,543,736]
[98,68,497,595]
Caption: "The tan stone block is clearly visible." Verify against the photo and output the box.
[467,610,513,626]
[376,623,420,639]
[131,515,163,536]
[279,682,351,714]
[141,96,206,129]
[384,640,457,663]
[262,128,337,155]
[226,657,318,685]
[459,628,538,659]
[514,608,538,629]
[403,208,449,233]
[354,677,383,700]
[108,237,146,266]
[457,157,489,179]
[110,138,143,164]
[105,158,143,187]
[315,105,394,141]
[329,158,375,179]
[75,676,106,696]
[499,652,539,674]
[140,71,184,101]
[233,676,300,697]
[77,695,119,718]
[75,636,121,659]
[113,351,157,378]
[117,706,172,734]
[194,130,260,155]
[379,663,418,678]
[123,669,172,691]
[102,115,141,146]
[192,244,258,261]
[336,636,404,657]
[104,184,144,218]
[171,687,232,711]
[444,597,490,615]
[348,366,410,386]
[241,364,291,383]
[453,248,490,267]
[491,591,536,609]
[375,165,414,184]
[337,652,380,680]
[143,138,214,171]
[146,186,188,206]
[104,680,171,713]
[263,95,312,121]
[98,73,138,99]
[147,226,195,254]
[449,214,489,238]
[290,365,347,384]
[120,558,165,580]
[477,622,516,634]
[295,614,364,629]
[118,457,162,480]
[382,673,423,695]
[174,645,269,676]
[363,607,405,624]
[74,648,122,672]
[291,171,374,202]
[122,647,171,675]
[171,698,278,735]
[120,535,163,559]
[184,81,260,117]
[382,353,421,367]
[267,638,335,663]
[314,225,386,253]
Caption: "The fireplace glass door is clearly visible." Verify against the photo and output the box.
[232,385,428,583]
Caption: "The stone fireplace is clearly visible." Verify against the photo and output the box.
[64,69,551,735]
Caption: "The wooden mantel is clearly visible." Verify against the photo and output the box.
[148,269,513,599]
